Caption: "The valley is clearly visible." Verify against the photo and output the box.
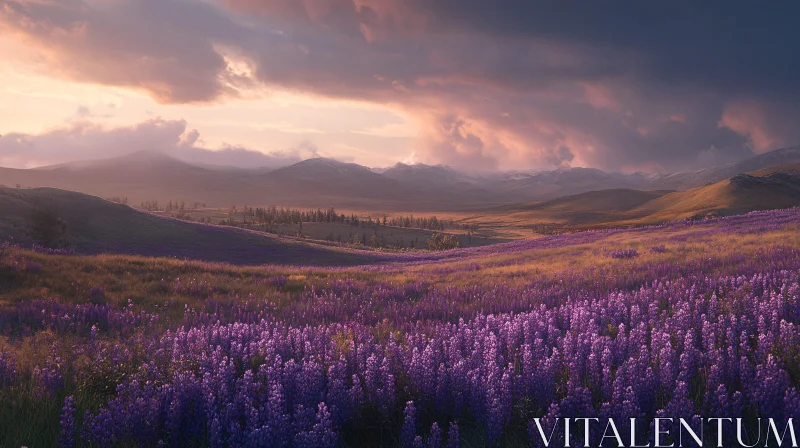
[3,147,800,261]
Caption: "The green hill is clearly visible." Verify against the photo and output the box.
[0,187,378,266]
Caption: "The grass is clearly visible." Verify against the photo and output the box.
[2,218,797,309]
[0,210,798,447]
[0,187,384,266]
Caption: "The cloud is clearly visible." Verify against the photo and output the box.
[0,118,303,169]
[73,105,114,119]
[718,99,800,154]
[2,0,800,171]
[423,115,502,171]
[0,0,246,103]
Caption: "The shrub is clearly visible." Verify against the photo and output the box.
[427,233,460,251]
[28,207,68,249]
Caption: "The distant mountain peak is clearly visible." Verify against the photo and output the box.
[298,156,339,164]
[122,149,172,159]
[33,150,184,171]
[103,150,192,168]
[271,157,383,181]
[288,157,365,170]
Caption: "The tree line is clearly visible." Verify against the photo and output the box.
[248,206,344,225]
[232,206,480,233]
[138,200,205,212]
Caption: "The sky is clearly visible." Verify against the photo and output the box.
[1,1,799,173]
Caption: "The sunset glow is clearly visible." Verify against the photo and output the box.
[2,1,798,171]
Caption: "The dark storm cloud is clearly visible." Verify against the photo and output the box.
[2,0,799,171]
[418,2,800,93]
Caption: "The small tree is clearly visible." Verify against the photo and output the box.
[427,233,460,251]
[29,207,68,248]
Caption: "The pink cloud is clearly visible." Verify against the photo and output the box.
[718,100,781,153]
[580,82,622,112]
[0,118,303,168]
[669,114,686,123]
[0,0,242,103]
[2,0,798,172]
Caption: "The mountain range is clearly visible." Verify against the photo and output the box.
[1,145,799,210]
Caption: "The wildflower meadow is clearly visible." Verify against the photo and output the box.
[0,209,799,447]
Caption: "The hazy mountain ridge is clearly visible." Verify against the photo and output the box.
[2,163,798,257]
[2,146,800,210]
[650,145,800,190]
[383,162,477,187]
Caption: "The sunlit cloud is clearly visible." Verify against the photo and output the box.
[0,118,305,169]
[1,0,798,171]
[351,121,418,139]
[718,100,786,153]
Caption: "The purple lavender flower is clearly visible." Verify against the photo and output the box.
[295,402,338,448]
[58,396,76,448]
[401,401,418,448]
[427,422,443,448]
[3,207,800,446]
[609,249,639,259]
[446,421,460,448]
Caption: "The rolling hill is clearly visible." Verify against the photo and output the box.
[0,187,379,266]
[1,151,255,206]
[482,167,655,202]
[625,168,800,223]
[496,165,800,229]
[496,189,673,226]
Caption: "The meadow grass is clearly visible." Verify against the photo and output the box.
[0,210,798,447]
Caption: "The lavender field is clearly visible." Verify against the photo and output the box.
[1,209,799,447]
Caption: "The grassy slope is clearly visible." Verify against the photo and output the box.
[496,189,671,225]
[482,165,800,230]
[3,210,797,306]
[622,169,800,224]
[0,187,380,266]
[750,162,800,176]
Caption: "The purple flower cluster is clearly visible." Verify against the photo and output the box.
[0,299,158,337]
[28,244,76,256]
[609,249,639,259]
[0,208,799,446]
[58,396,76,448]
[33,359,64,397]
[53,267,797,446]
[271,275,288,289]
